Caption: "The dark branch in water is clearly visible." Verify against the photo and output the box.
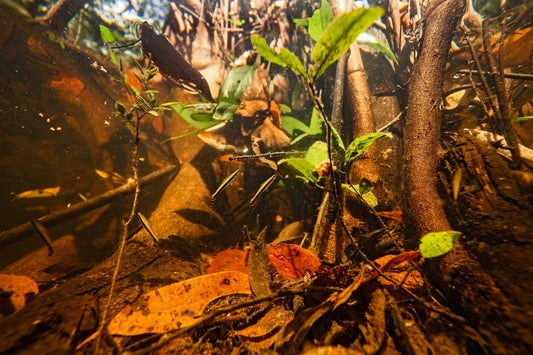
[0,165,178,248]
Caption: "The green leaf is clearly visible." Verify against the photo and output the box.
[357,32,398,64]
[129,85,141,97]
[419,231,461,258]
[311,7,384,81]
[345,132,392,163]
[171,103,219,129]
[109,49,118,66]
[330,125,345,159]
[148,110,159,116]
[309,107,323,135]
[133,103,145,112]
[512,116,533,124]
[305,141,328,166]
[293,18,309,28]
[343,183,378,207]
[138,95,151,109]
[99,25,115,43]
[358,178,373,194]
[251,35,307,78]
[308,0,334,41]
[214,66,254,120]
[115,102,126,115]
[281,116,311,136]
[278,158,318,184]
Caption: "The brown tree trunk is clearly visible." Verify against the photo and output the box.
[404,0,465,236]
[329,0,381,188]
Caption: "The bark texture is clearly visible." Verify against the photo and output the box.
[404,0,466,236]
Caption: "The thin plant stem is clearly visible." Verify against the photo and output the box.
[94,114,141,354]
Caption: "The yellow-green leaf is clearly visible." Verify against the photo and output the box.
[419,231,461,258]
[311,8,384,81]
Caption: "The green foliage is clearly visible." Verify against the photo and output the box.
[278,158,319,184]
[512,116,533,124]
[345,132,392,163]
[419,231,461,258]
[330,125,346,160]
[308,0,334,41]
[251,35,307,79]
[170,103,219,130]
[214,66,255,121]
[310,7,384,81]
[305,141,328,166]
[343,179,378,207]
[357,32,398,64]
[99,25,115,43]
[99,25,118,66]
[281,107,323,145]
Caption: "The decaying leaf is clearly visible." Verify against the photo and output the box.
[357,288,386,354]
[232,304,294,352]
[13,186,60,199]
[367,252,424,299]
[207,249,250,274]
[0,274,39,315]
[269,244,322,279]
[375,210,403,222]
[275,269,364,351]
[108,271,251,336]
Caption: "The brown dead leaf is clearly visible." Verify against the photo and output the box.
[207,249,250,274]
[108,271,251,336]
[275,269,364,352]
[269,244,322,279]
[49,73,84,101]
[301,346,365,355]
[375,210,403,222]
[372,252,424,299]
[232,304,293,352]
[0,274,39,315]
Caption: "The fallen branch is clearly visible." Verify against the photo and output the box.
[0,164,178,248]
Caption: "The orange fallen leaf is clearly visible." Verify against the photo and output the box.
[364,250,421,283]
[151,116,164,134]
[108,271,251,336]
[365,251,424,299]
[376,210,403,222]
[207,249,250,274]
[0,274,39,315]
[49,73,84,101]
[269,244,322,279]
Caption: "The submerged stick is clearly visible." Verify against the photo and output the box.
[0,164,178,248]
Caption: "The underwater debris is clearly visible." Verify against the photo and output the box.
[30,219,54,255]
[13,186,60,199]
[139,22,214,102]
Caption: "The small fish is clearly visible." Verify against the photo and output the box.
[14,186,60,199]
[138,212,159,243]
[139,22,214,102]
[30,219,54,255]
[452,168,462,201]
[211,169,241,203]
[95,169,128,184]
[250,173,278,206]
